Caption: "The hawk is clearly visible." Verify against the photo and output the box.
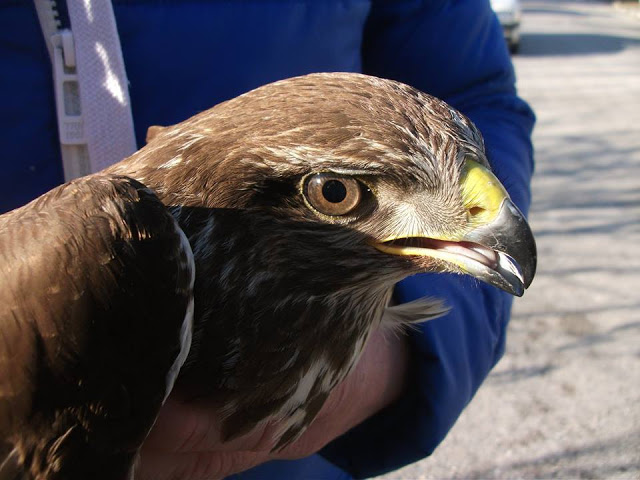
[0,73,535,479]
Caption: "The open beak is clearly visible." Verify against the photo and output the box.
[374,159,537,297]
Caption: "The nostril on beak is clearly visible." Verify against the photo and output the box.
[468,206,486,217]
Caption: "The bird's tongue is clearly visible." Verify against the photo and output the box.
[385,237,499,269]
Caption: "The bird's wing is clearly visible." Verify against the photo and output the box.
[0,175,194,479]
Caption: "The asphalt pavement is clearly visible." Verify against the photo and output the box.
[378,1,640,478]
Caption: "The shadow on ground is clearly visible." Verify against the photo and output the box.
[453,432,640,479]
[519,33,640,56]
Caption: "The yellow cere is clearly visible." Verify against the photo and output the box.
[460,158,509,226]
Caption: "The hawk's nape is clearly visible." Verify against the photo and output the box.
[0,176,194,480]
[0,72,536,478]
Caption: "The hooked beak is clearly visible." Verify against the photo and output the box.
[455,196,536,296]
[374,159,537,296]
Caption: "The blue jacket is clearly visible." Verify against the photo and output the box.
[0,1,535,478]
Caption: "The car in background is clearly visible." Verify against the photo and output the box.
[491,0,522,53]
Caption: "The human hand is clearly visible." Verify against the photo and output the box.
[136,328,409,480]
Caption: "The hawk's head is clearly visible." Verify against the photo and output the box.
[114,72,535,297]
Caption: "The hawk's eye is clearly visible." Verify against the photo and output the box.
[305,174,362,216]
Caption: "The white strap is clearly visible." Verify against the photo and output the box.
[34,0,136,179]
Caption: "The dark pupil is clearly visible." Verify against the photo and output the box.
[322,180,347,203]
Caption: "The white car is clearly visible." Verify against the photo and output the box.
[491,0,522,53]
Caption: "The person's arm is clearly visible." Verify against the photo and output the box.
[320,0,535,477]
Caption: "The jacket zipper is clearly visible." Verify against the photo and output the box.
[34,0,91,178]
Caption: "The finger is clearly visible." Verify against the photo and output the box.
[136,449,269,480]
[145,397,277,453]
[144,397,222,452]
